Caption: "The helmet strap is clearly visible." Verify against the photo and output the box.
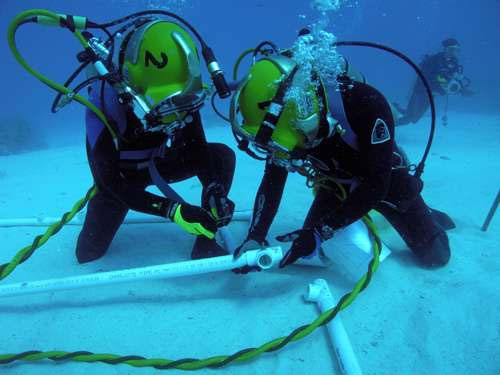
[254,65,299,146]
[313,75,331,142]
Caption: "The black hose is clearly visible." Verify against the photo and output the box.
[334,41,435,178]
[52,26,114,113]
[70,76,101,96]
[51,61,91,113]
[94,11,207,48]
[251,41,279,60]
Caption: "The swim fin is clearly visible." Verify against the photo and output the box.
[429,208,456,231]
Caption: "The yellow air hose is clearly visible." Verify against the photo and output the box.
[7,9,119,147]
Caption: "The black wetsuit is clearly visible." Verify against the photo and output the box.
[397,52,469,125]
[248,80,450,267]
[76,84,235,263]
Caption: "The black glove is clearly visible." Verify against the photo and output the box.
[276,228,323,268]
[168,202,218,239]
[205,182,235,227]
[232,237,269,275]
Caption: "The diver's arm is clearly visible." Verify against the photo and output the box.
[316,83,394,233]
[247,159,288,241]
[87,123,173,218]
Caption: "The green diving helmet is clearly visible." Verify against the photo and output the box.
[230,54,335,168]
[116,19,207,133]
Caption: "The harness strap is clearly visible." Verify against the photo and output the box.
[327,86,359,151]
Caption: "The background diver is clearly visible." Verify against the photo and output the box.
[393,38,473,126]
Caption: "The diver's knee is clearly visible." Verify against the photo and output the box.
[213,143,235,166]
[208,143,236,184]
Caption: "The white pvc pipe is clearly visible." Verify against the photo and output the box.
[0,247,283,299]
[295,219,391,271]
[0,210,252,228]
[305,279,363,375]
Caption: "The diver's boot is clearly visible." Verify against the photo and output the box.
[191,235,229,260]
[76,233,108,264]
[429,208,456,231]
[410,231,451,268]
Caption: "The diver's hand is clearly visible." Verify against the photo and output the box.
[210,195,235,227]
[233,237,269,259]
[168,202,217,239]
[232,237,269,274]
[206,182,235,227]
[276,229,322,268]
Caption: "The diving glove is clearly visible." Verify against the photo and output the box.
[276,228,323,268]
[205,182,235,227]
[232,237,269,275]
[168,202,217,239]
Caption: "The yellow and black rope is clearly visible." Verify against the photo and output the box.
[0,157,380,371]
[0,186,97,281]
[0,198,380,371]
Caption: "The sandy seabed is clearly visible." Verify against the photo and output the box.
[0,111,499,375]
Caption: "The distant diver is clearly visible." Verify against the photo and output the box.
[393,38,473,126]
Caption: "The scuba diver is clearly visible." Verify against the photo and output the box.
[76,18,236,263]
[394,38,473,126]
[229,37,454,270]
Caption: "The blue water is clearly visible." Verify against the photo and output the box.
[2,0,499,143]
